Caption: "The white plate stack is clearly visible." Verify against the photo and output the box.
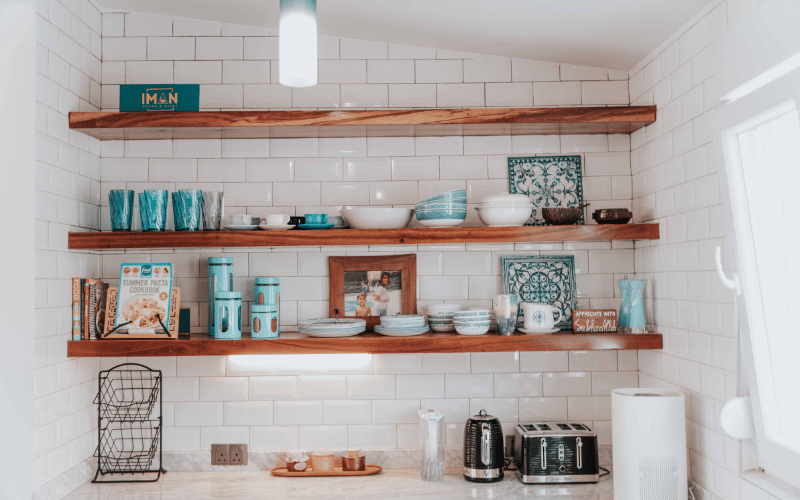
[374,315,429,336]
[298,318,366,337]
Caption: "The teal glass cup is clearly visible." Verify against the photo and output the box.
[109,189,134,231]
[139,190,168,232]
[304,213,328,224]
[172,189,203,231]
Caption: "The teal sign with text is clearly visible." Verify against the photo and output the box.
[119,84,199,112]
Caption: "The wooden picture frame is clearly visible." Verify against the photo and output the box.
[329,254,416,330]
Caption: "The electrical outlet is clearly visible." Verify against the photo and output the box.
[211,444,229,465]
[230,444,248,465]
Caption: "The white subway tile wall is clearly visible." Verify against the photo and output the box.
[34,9,663,493]
[34,0,102,496]
[629,2,752,499]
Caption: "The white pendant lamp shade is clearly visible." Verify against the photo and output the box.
[279,0,318,87]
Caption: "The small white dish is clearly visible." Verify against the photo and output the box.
[224,225,260,231]
[429,324,455,333]
[260,224,294,231]
[518,328,560,335]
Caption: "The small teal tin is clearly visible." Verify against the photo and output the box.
[251,304,279,339]
[255,277,280,327]
[212,291,241,340]
[208,257,234,337]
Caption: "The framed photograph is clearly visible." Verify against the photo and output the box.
[329,254,417,330]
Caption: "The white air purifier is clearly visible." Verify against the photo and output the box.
[612,388,687,500]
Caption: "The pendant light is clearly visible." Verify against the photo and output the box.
[279,0,318,87]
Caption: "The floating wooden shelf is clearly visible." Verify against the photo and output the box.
[68,106,656,140]
[68,224,659,250]
[67,332,662,357]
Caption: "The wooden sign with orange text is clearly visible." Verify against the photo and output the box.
[572,309,617,333]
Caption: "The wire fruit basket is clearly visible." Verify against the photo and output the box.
[93,363,166,483]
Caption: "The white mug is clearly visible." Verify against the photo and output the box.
[522,303,563,330]
[265,213,291,225]
[229,214,260,225]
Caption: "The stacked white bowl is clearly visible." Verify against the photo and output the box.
[475,194,534,227]
[426,303,462,332]
[452,309,492,335]
[415,189,467,228]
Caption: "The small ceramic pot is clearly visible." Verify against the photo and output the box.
[310,452,335,472]
[341,455,366,471]
[285,450,309,472]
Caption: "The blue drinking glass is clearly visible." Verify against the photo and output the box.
[109,189,134,232]
[139,190,169,232]
[172,190,203,231]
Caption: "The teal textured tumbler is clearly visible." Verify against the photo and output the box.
[172,190,203,231]
[139,190,168,231]
[109,189,134,231]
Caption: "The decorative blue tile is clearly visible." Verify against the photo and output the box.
[508,155,584,226]
[501,255,576,329]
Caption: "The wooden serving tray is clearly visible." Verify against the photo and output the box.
[270,465,382,477]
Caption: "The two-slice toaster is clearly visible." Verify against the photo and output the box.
[512,422,599,484]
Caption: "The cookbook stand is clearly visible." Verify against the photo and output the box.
[92,363,166,483]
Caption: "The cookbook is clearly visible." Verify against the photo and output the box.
[115,263,173,334]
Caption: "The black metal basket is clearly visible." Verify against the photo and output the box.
[93,363,165,483]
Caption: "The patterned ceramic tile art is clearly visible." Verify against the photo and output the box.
[501,255,577,329]
[507,155,584,225]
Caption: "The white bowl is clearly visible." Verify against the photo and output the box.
[479,194,532,205]
[418,218,464,228]
[475,205,533,227]
[430,324,456,333]
[341,208,414,229]
[455,323,491,335]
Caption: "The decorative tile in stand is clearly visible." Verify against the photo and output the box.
[508,155,585,226]
[501,255,577,329]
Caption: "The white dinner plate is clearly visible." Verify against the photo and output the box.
[224,225,260,231]
[518,328,560,335]
[303,330,364,338]
[260,224,294,231]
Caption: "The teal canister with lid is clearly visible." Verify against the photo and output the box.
[251,304,279,339]
[213,291,241,340]
[255,277,280,329]
[208,257,234,338]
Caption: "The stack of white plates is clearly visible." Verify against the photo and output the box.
[374,314,429,336]
[299,318,366,338]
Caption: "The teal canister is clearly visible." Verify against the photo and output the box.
[213,291,241,340]
[255,277,280,328]
[208,257,234,338]
[251,304,279,339]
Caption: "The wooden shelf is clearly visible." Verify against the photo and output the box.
[68,224,659,250]
[67,332,663,357]
[68,106,656,140]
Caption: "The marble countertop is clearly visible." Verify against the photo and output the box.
[64,468,613,500]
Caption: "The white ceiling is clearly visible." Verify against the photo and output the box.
[95,0,715,70]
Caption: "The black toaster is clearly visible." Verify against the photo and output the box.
[512,422,599,483]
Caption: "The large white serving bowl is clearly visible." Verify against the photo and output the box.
[341,208,414,229]
[475,205,534,227]
[418,218,465,228]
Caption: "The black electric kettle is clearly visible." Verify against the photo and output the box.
[463,409,504,483]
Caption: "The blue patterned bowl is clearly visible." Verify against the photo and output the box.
[418,189,467,204]
[415,207,467,221]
